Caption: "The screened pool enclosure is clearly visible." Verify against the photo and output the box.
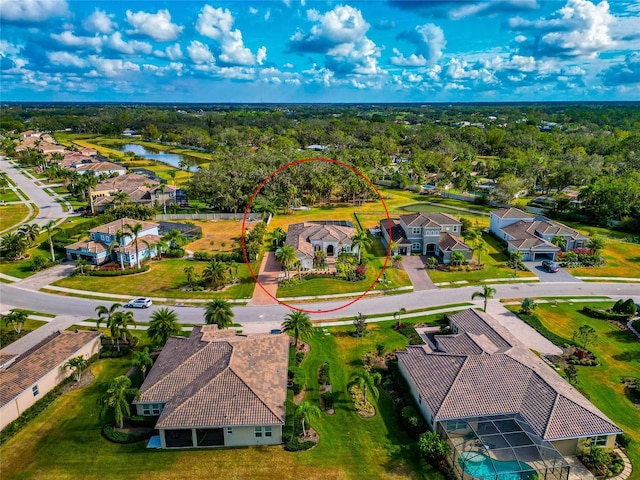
[439,414,571,480]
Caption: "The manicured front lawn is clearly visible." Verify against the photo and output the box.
[52,258,257,299]
[0,319,47,349]
[0,203,30,231]
[0,189,21,203]
[514,302,640,470]
[426,233,536,284]
[568,239,640,278]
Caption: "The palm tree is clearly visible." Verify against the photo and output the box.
[132,348,153,379]
[473,240,488,265]
[101,375,140,429]
[125,222,143,269]
[110,190,130,207]
[158,181,167,214]
[148,308,181,345]
[184,265,197,289]
[471,285,496,312]
[0,172,8,194]
[4,310,28,334]
[109,311,136,352]
[351,368,382,404]
[108,229,128,270]
[41,220,60,262]
[1,231,29,260]
[64,356,88,382]
[296,401,321,437]
[202,260,228,289]
[520,297,536,315]
[351,230,371,263]
[393,307,407,325]
[586,235,606,257]
[388,240,399,256]
[463,229,481,246]
[281,310,313,348]
[276,245,297,280]
[551,235,567,251]
[81,174,99,215]
[271,227,286,248]
[95,303,122,329]
[18,223,40,247]
[75,258,88,275]
[162,228,186,249]
[204,299,234,329]
[167,169,177,186]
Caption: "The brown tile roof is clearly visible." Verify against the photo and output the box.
[397,309,621,441]
[119,234,163,254]
[64,239,108,253]
[95,174,159,192]
[76,162,126,173]
[0,331,101,407]
[285,222,356,258]
[89,218,158,235]
[438,232,471,252]
[137,326,289,429]
[491,207,529,219]
[400,212,461,227]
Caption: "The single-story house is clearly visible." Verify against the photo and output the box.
[0,330,101,431]
[75,161,127,177]
[397,309,621,479]
[91,174,184,213]
[489,208,588,261]
[380,213,472,264]
[65,218,160,266]
[134,326,289,448]
[285,221,358,270]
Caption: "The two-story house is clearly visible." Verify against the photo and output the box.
[65,218,161,267]
[285,221,358,270]
[489,208,588,261]
[380,213,472,264]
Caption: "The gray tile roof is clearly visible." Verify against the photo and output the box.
[285,222,356,258]
[397,309,621,441]
[491,207,529,219]
[89,218,158,235]
[400,212,461,227]
[137,326,289,429]
[438,232,471,252]
[380,219,412,245]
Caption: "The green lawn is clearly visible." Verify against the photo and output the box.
[512,302,640,473]
[0,319,48,349]
[0,204,30,231]
[568,239,640,278]
[0,190,21,202]
[0,319,445,480]
[426,233,536,284]
[52,258,258,300]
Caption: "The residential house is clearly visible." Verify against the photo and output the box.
[91,173,183,213]
[134,326,289,449]
[75,161,127,177]
[65,218,161,266]
[37,142,67,156]
[489,208,588,261]
[0,330,101,431]
[380,213,472,264]
[397,309,621,479]
[285,221,357,270]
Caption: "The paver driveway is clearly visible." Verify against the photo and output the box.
[401,256,437,291]
[247,252,281,306]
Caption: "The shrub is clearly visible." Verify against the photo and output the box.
[292,369,306,395]
[318,363,330,386]
[321,391,334,410]
[399,326,424,345]
[129,415,158,428]
[193,251,213,261]
[617,432,631,449]
[621,299,638,315]
[401,405,426,434]
[166,248,184,258]
[285,437,315,451]
[295,351,305,366]
[581,306,631,321]
[418,431,450,461]
[88,266,150,277]
[102,424,151,444]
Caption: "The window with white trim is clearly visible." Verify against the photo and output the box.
[227,427,233,434]
[265,426,272,437]
[254,427,263,438]
[411,227,421,235]
[453,226,458,232]
[32,385,39,397]
[587,435,608,447]
[412,243,421,251]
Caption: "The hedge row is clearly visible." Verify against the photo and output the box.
[102,424,152,444]
[88,265,150,277]
[581,306,632,321]
[192,251,244,263]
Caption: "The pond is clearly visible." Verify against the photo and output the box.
[108,143,201,169]
[401,202,488,217]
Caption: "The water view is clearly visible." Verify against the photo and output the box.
[109,144,200,169]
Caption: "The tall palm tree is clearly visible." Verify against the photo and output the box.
[162,228,186,249]
[101,375,140,429]
[351,368,382,404]
[473,240,488,265]
[158,181,167,214]
[184,265,196,289]
[586,235,606,257]
[108,229,128,270]
[125,222,143,269]
[95,302,122,329]
[0,232,29,260]
[110,190,130,207]
[75,258,88,275]
[276,245,297,280]
[109,311,136,352]
[463,229,481,246]
[471,285,496,312]
[41,220,60,263]
[271,227,286,248]
[132,348,153,379]
[148,308,181,345]
[81,174,99,215]
[296,401,321,437]
[18,223,40,247]
[204,299,234,329]
[281,310,313,348]
[351,230,371,263]
[0,172,8,194]
[202,260,228,289]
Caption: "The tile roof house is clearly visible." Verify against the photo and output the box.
[285,221,357,270]
[397,309,621,465]
[75,161,127,177]
[134,326,289,448]
[91,174,183,213]
[65,218,160,267]
[0,330,101,431]
[489,208,588,261]
[380,213,472,264]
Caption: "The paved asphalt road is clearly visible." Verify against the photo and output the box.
[0,157,67,226]
[524,261,582,283]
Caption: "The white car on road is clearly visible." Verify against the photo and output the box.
[125,298,152,308]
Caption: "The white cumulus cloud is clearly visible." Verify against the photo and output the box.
[106,32,152,55]
[83,9,117,34]
[51,31,102,50]
[47,51,88,68]
[0,0,68,23]
[126,9,183,42]
[187,40,215,64]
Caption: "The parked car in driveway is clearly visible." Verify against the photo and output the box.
[125,297,152,308]
[541,260,559,273]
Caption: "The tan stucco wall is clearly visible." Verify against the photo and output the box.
[398,359,435,429]
[159,425,283,448]
[552,438,579,456]
[0,337,101,431]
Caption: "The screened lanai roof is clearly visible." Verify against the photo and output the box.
[442,414,571,480]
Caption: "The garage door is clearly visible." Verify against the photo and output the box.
[534,252,555,261]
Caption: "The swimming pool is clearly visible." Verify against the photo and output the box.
[458,451,536,480]
[421,184,436,190]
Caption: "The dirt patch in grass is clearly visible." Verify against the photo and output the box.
[60,369,95,393]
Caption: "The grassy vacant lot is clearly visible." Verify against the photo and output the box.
[0,318,445,480]
[0,203,30,232]
[184,219,259,253]
[52,258,258,300]
[514,302,640,472]
[426,233,536,284]
[568,239,640,278]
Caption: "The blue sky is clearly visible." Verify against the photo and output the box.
[1,0,639,102]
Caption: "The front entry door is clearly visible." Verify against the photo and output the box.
[327,245,335,257]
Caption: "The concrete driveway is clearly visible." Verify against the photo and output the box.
[524,261,581,283]
[401,256,437,291]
